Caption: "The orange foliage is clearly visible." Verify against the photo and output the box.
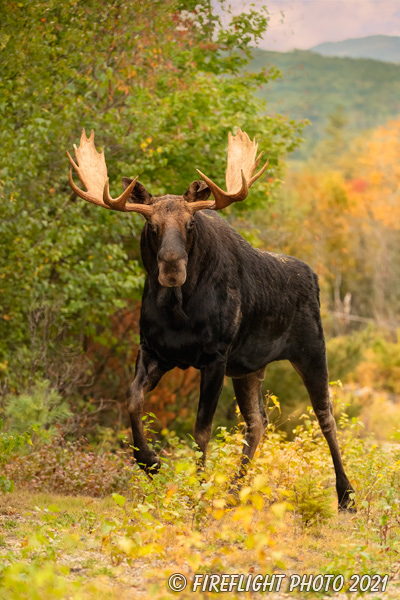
[145,367,200,427]
[257,119,400,331]
[345,119,400,229]
[271,169,357,289]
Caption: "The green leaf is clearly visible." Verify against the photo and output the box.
[112,493,126,507]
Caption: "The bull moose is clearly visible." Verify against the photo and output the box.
[68,128,355,510]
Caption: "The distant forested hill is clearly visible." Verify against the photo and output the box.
[311,35,400,63]
[249,48,400,156]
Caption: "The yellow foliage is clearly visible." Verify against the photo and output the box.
[346,119,400,229]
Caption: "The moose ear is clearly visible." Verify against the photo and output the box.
[183,180,211,203]
[122,177,153,205]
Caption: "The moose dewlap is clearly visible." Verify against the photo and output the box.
[67,128,355,511]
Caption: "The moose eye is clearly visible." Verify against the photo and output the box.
[148,222,158,235]
[186,220,195,231]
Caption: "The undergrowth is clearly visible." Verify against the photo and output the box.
[1,386,400,598]
[4,434,132,497]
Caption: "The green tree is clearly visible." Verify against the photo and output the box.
[0,0,303,395]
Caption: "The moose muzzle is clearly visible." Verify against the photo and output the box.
[158,258,187,287]
[157,228,188,287]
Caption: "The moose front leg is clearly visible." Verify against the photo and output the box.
[194,359,226,467]
[127,346,169,474]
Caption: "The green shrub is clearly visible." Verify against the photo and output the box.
[4,380,71,440]
[0,418,31,493]
[288,474,335,526]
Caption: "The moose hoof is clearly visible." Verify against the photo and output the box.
[134,452,161,475]
[338,485,357,513]
[338,498,357,513]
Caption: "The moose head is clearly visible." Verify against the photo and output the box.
[67,129,268,288]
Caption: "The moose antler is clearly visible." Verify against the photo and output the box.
[191,129,268,212]
[67,129,153,218]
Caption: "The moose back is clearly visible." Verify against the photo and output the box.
[68,129,355,510]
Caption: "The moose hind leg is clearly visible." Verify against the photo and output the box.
[231,371,267,485]
[291,356,355,511]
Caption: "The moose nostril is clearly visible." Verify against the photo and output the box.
[158,256,187,288]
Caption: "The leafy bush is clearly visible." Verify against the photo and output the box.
[0,418,31,493]
[4,433,132,497]
[356,332,400,395]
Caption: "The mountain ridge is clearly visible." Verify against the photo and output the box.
[310,34,400,63]
[248,47,400,156]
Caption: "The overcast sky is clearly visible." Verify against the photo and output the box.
[222,0,400,51]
